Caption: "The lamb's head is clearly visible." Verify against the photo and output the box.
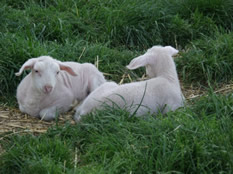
[126,46,178,78]
[16,56,77,94]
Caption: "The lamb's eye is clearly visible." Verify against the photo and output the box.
[57,71,59,75]
[35,70,39,73]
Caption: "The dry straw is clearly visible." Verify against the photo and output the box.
[0,79,232,135]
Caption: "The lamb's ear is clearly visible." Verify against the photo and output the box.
[15,58,38,76]
[165,46,179,57]
[58,62,78,76]
[126,55,149,70]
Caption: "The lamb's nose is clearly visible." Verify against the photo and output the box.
[44,85,53,93]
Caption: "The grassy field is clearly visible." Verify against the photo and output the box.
[0,0,233,173]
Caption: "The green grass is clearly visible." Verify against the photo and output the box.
[1,0,233,95]
[0,0,233,173]
[176,32,233,85]
[1,92,233,173]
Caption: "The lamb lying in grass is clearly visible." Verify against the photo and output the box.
[16,56,106,121]
[74,45,184,122]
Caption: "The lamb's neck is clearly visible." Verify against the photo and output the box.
[159,71,179,84]
[155,58,180,86]
[59,71,73,89]
[74,68,90,101]
[57,67,89,101]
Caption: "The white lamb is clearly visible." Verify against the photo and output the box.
[74,45,184,122]
[16,56,106,121]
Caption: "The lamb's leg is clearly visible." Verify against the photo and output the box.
[40,91,75,121]
[19,103,40,118]
[39,106,58,121]
[74,109,82,122]
[74,107,87,122]
[40,102,73,121]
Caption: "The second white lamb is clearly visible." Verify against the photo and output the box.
[74,45,184,121]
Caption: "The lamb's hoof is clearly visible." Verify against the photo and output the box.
[74,112,82,123]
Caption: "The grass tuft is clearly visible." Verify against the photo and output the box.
[1,93,233,173]
[177,32,233,85]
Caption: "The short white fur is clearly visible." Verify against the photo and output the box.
[74,46,184,121]
[16,56,106,121]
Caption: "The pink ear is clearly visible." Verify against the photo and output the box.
[59,63,77,76]
[15,58,38,76]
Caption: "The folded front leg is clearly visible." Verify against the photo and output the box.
[39,106,58,121]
